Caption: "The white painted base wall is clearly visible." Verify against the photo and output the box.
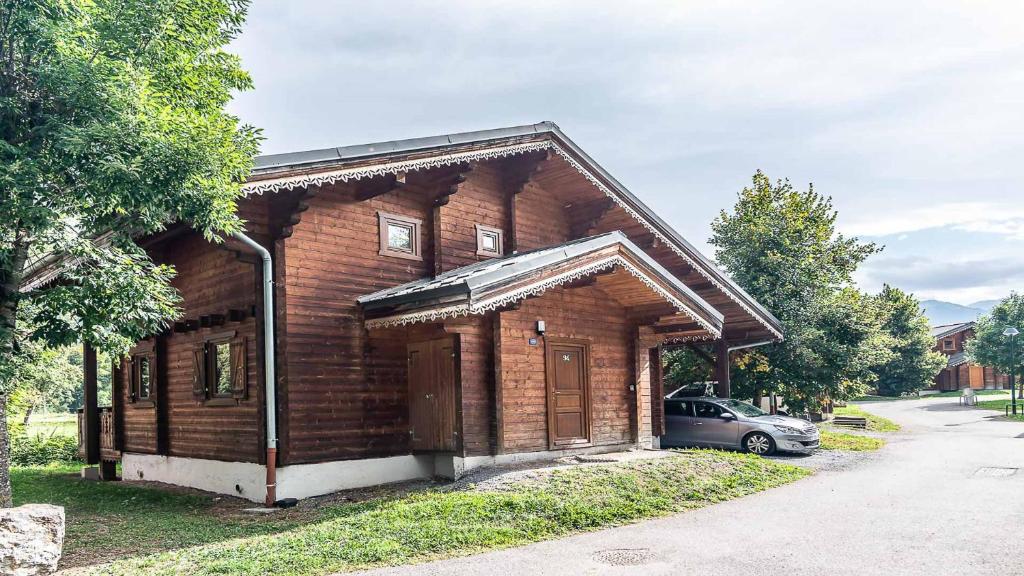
[276,455,435,501]
[122,443,642,503]
[122,454,266,502]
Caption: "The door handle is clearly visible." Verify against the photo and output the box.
[694,422,703,425]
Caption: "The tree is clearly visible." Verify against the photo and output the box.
[709,171,886,413]
[0,0,260,506]
[967,293,1024,395]
[9,344,82,424]
[662,346,714,391]
[871,285,946,396]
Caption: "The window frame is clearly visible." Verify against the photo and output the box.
[193,330,247,406]
[378,211,422,261]
[206,338,235,400]
[943,339,955,351]
[129,342,156,408]
[475,224,504,257]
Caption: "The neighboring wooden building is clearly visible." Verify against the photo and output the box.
[24,122,783,504]
[930,322,1008,391]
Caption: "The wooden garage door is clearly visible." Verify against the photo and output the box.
[408,337,458,452]
[546,339,591,449]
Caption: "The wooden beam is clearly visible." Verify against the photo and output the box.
[355,173,405,202]
[270,185,321,240]
[652,322,703,334]
[503,151,550,253]
[83,343,100,465]
[570,197,616,238]
[714,339,731,399]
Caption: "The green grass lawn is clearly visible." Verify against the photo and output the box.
[818,430,885,451]
[24,412,78,438]
[14,452,809,575]
[853,394,904,402]
[834,405,901,432]
[973,398,1024,421]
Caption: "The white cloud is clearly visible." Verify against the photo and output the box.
[226,0,1024,304]
[841,202,1024,239]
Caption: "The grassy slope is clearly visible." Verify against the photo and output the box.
[818,431,885,451]
[834,405,901,432]
[15,452,809,576]
[12,465,306,569]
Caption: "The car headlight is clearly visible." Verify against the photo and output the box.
[773,424,803,435]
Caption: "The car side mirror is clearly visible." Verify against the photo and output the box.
[720,412,735,420]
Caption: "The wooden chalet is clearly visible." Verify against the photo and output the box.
[930,322,1008,391]
[23,122,783,505]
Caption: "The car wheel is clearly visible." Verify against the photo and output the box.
[742,432,775,456]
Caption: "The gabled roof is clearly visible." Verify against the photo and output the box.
[947,351,969,368]
[249,122,783,341]
[358,231,724,335]
[931,321,975,340]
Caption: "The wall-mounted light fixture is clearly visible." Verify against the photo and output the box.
[536,320,546,335]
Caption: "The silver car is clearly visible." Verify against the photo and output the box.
[661,397,819,455]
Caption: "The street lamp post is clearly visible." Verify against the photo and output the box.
[1004,327,1019,416]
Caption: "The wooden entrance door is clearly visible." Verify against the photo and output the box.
[408,337,458,452]
[545,339,591,448]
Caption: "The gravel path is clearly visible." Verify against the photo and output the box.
[351,397,1024,576]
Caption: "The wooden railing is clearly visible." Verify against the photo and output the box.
[77,407,119,461]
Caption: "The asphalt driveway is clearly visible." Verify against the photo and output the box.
[354,397,1024,576]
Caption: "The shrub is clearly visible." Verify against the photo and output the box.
[10,431,81,466]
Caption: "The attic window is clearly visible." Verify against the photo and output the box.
[378,212,422,260]
[943,339,955,351]
[475,224,503,257]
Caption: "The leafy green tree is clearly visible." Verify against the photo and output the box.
[9,344,81,424]
[662,346,714,392]
[710,171,886,413]
[0,0,259,506]
[967,293,1024,395]
[871,285,946,396]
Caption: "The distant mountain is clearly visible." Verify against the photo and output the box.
[968,300,1000,314]
[921,300,986,326]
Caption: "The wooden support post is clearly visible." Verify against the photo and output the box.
[83,343,100,465]
[650,345,665,437]
[714,339,731,399]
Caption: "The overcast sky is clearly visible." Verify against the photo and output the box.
[227,1,1024,305]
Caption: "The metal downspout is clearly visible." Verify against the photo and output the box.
[231,232,278,507]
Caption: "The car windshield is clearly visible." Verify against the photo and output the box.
[717,399,766,417]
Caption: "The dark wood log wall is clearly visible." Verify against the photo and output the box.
[496,285,636,453]
[278,181,434,464]
[121,230,264,461]
[436,163,508,272]
[117,148,761,466]
[445,317,494,457]
[514,180,572,251]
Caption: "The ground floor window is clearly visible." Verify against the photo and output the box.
[192,332,248,403]
[129,341,156,405]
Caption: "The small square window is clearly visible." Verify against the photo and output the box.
[387,222,414,252]
[944,339,955,351]
[378,212,422,260]
[475,224,504,257]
